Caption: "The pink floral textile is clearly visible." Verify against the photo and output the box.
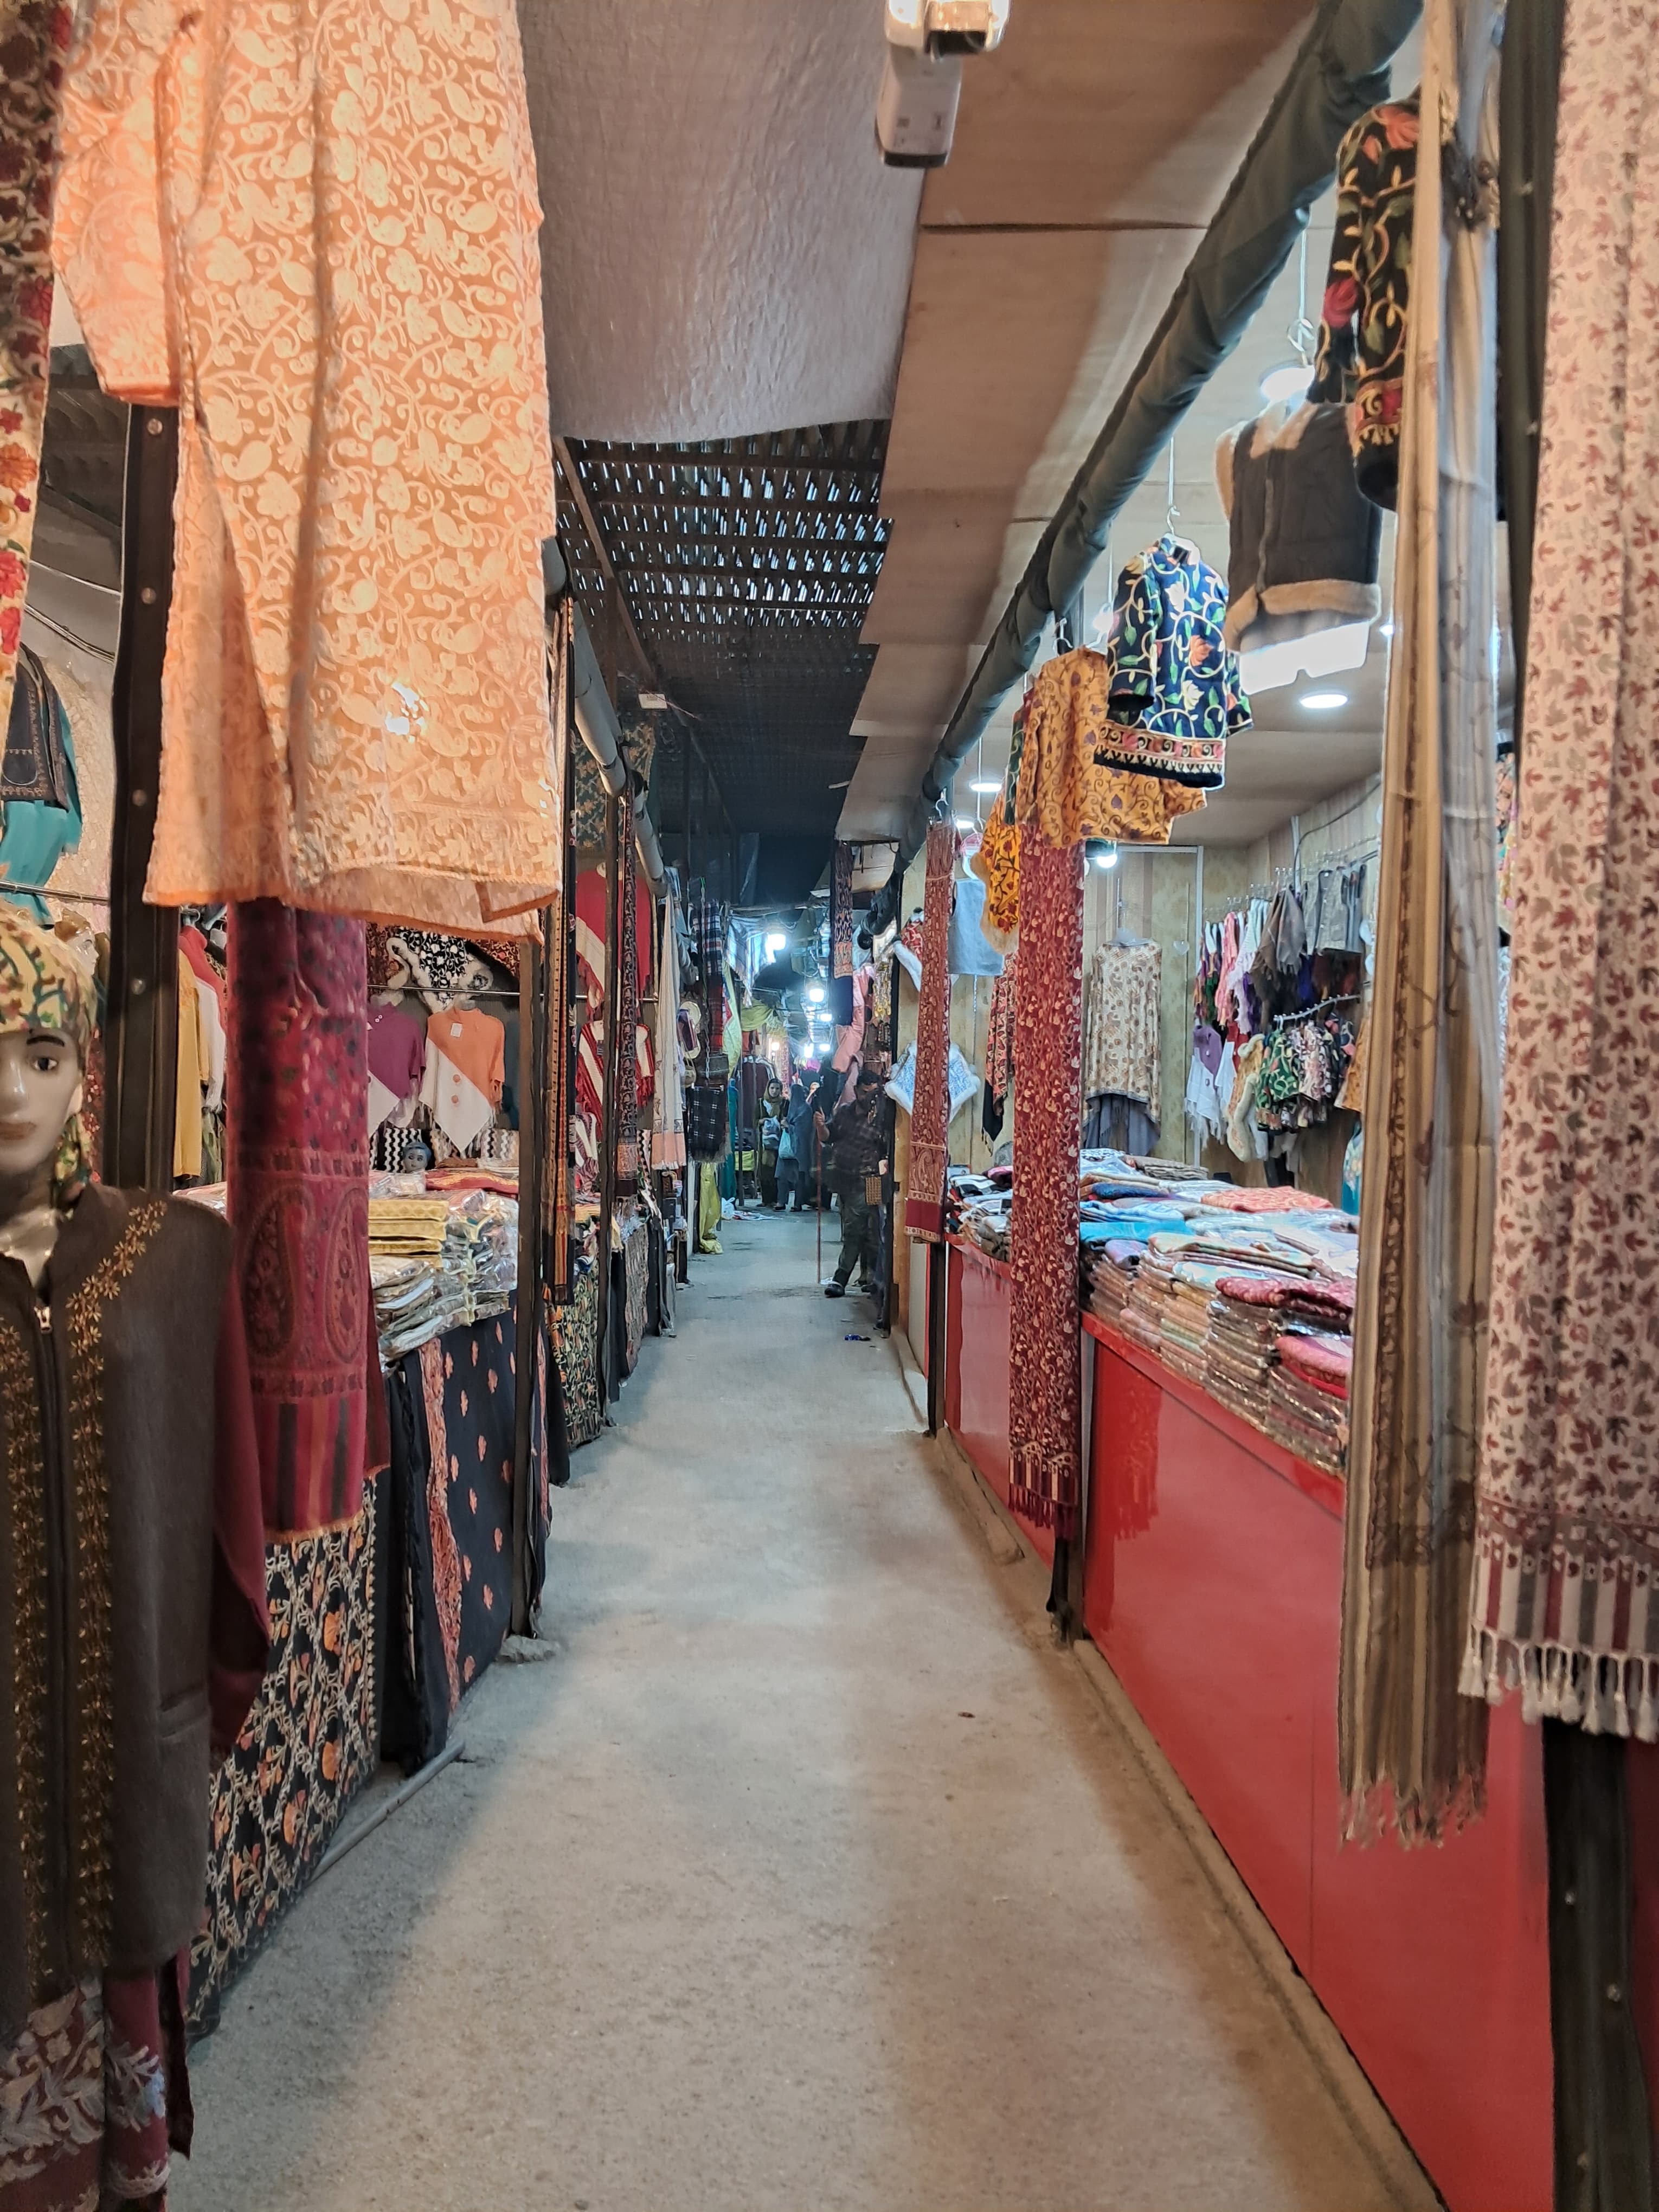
[1007,831,1084,1534]
[0,0,72,742]
[1466,0,1659,1739]
[903,822,954,1242]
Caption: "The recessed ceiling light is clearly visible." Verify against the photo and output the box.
[1259,362,1311,406]
[1299,690,1349,712]
[968,778,1000,795]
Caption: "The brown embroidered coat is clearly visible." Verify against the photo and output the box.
[0,1185,269,2039]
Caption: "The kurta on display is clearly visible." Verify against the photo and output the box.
[51,0,561,931]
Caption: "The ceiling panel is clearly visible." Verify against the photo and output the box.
[520,0,923,441]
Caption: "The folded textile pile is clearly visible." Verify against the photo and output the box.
[1204,1271,1355,1437]
[1121,1248,1177,1353]
[1198,1185,1335,1214]
[1086,1238,1144,1324]
[369,1184,520,1360]
[1160,1262,1231,1383]
[1263,1329,1352,1474]
[368,1195,450,1259]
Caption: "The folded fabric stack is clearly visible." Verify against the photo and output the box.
[1198,1185,1335,1214]
[1264,1329,1352,1474]
[368,1194,450,1259]
[1159,1262,1231,1382]
[1086,1238,1144,1324]
[1120,1248,1178,1353]
[1204,1271,1356,1441]
[368,1184,520,1361]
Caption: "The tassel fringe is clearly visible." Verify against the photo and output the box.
[1460,1627,1659,1742]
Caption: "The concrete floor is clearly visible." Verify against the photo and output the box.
[176,1211,1423,2212]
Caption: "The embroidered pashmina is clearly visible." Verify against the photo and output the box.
[985,954,1017,1109]
[52,0,560,932]
[1341,0,1501,1843]
[1016,652,1212,850]
[0,0,71,743]
[1467,0,1659,1740]
[0,1968,183,2209]
[831,840,854,979]
[1008,831,1085,1533]
[228,902,372,1534]
[1082,942,1161,1108]
[903,822,953,1242]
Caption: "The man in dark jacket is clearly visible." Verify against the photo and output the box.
[823,1065,884,1297]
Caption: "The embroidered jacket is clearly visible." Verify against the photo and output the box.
[1093,536,1250,787]
[1309,94,1422,511]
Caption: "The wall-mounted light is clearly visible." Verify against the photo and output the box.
[1094,847,1118,872]
[1259,362,1311,407]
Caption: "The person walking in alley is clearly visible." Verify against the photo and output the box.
[823,1064,884,1297]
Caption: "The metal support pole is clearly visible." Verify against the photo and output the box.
[106,406,181,1190]
[925,1239,946,1437]
[509,937,540,1634]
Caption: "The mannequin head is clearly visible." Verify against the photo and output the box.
[0,1028,81,1189]
[0,906,95,1210]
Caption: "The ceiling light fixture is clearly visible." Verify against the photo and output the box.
[954,816,975,831]
[1259,362,1312,407]
[968,778,1000,795]
[806,985,825,1005]
[764,931,787,956]
[1298,691,1349,712]
[1094,847,1118,872]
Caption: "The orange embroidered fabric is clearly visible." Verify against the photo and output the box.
[53,0,560,934]
[969,781,1020,951]
[1015,650,1207,847]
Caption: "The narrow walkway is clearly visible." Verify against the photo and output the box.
[177,1214,1412,2212]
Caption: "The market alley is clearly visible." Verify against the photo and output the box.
[172,1213,1423,2212]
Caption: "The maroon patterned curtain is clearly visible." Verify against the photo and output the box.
[228,902,371,1534]
[615,818,640,1194]
[1007,830,1084,1533]
[903,820,954,1241]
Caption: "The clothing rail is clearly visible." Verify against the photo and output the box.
[1272,992,1361,1025]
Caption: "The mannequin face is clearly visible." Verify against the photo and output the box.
[0,1028,81,1187]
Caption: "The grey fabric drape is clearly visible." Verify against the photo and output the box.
[1340,0,1503,1844]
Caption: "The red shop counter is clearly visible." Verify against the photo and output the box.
[940,1237,1552,2212]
